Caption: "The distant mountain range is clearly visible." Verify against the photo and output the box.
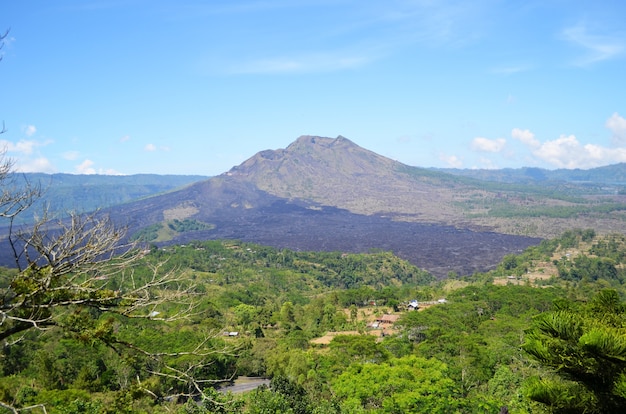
[7,173,208,224]
[4,135,626,277]
[436,164,626,185]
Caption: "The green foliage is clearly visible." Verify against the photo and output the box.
[332,355,463,413]
[131,219,214,242]
[588,233,626,262]
[557,255,619,282]
[246,385,295,414]
[131,223,163,242]
[523,289,626,413]
[5,231,626,412]
[185,388,245,414]
[485,202,626,219]
[167,218,213,233]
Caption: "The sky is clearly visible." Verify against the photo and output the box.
[1,0,626,176]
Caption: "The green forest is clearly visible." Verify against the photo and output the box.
[4,229,626,413]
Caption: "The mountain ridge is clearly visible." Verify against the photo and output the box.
[3,135,625,277]
[225,135,470,223]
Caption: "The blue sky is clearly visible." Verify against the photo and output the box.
[1,0,625,175]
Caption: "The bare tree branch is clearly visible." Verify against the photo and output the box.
[0,147,235,409]
[125,331,240,401]
[0,28,8,64]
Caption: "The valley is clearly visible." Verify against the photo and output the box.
[3,136,626,412]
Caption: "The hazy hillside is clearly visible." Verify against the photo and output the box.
[438,163,626,187]
[8,173,209,224]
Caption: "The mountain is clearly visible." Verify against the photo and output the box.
[5,135,626,278]
[221,135,626,237]
[224,135,464,222]
[437,163,626,186]
[100,135,549,278]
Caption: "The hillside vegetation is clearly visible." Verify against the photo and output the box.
[4,230,626,412]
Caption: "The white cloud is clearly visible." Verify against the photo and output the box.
[75,159,96,174]
[24,125,37,137]
[120,135,131,143]
[63,150,80,161]
[531,134,626,169]
[0,139,38,155]
[471,137,506,153]
[439,153,463,168]
[561,23,624,66]
[511,128,540,148]
[511,121,626,169]
[606,112,626,145]
[16,157,56,173]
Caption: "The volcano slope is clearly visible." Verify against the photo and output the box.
[108,174,540,279]
[7,135,623,278]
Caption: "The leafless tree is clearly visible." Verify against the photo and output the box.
[0,153,240,410]
[1,99,234,412]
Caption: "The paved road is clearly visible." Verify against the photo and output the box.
[219,377,270,394]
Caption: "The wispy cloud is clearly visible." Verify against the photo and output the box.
[63,150,80,161]
[375,0,489,47]
[0,31,15,59]
[24,125,37,137]
[491,64,532,75]
[144,143,170,152]
[471,137,506,153]
[175,0,330,16]
[229,51,376,75]
[561,23,625,66]
[76,159,96,174]
[210,0,493,75]
[439,153,463,168]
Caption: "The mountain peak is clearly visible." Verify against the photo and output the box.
[227,135,396,180]
[224,135,420,214]
[286,135,356,151]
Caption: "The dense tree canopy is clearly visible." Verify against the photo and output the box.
[523,289,626,413]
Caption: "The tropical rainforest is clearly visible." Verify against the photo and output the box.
[3,228,626,413]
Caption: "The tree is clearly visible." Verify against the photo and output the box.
[522,289,626,413]
[332,355,463,413]
[0,131,233,410]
